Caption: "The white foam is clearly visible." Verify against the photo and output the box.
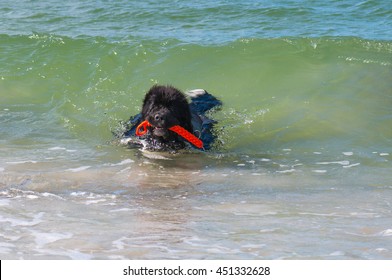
[378,229,392,236]
[41,192,63,200]
[376,248,388,252]
[141,151,172,160]
[380,153,389,156]
[259,228,280,234]
[343,163,360,168]
[0,212,44,227]
[48,147,66,151]
[70,191,87,197]
[330,251,345,256]
[31,230,73,247]
[112,237,128,250]
[312,170,327,173]
[110,208,133,213]
[316,160,350,166]
[299,212,341,217]
[6,160,37,165]
[85,199,107,205]
[116,166,132,174]
[109,159,134,166]
[276,169,296,174]
[343,152,354,156]
[244,119,253,124]
[66,166,91,172]
[120,137,133,145]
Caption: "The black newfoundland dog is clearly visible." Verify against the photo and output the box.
[121,85,221,151]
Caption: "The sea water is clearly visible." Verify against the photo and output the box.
[0,0,391,259]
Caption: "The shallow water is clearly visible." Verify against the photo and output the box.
[1,0,392,259]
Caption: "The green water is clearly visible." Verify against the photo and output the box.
[1,0,392,259]
[1,35,391,158]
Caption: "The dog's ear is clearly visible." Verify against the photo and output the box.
[141,86,158,118]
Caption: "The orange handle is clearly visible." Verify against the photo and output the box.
[169,125,203,149]
[135,120,151,136]
[135,120,204,149]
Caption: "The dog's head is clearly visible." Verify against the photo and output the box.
[141,85,193,141]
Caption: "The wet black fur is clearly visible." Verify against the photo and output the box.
[142,85,193,137]
[123,85,221,151]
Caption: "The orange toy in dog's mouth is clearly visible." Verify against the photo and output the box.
[135,120,203,149]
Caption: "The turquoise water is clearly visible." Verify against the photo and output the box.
[1,0,391,259]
